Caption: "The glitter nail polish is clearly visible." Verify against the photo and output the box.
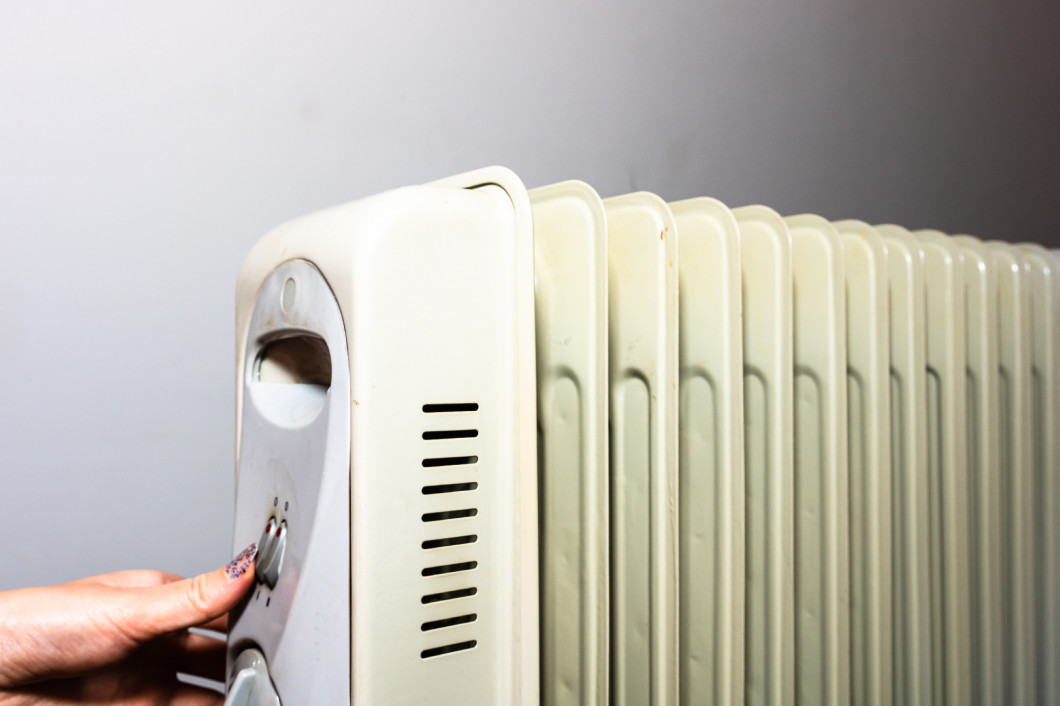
[226,543,258,580]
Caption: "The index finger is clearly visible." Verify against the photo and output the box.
[195,613,229,634]
[118,544,257,641]
[67,570,185,589]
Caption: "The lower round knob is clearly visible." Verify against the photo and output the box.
[224,648,280,706]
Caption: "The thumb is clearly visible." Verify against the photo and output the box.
[122,543,257,640]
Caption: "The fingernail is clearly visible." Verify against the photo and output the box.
[225,543,257,580]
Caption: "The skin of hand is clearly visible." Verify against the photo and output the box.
[0,544,257,706]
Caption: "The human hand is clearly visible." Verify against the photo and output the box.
[0,544,257,706]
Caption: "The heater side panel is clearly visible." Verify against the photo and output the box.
[342,179,535,706]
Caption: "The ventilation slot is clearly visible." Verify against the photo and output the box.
[421,640,477,659]
[422,535,477,549]
[423,429,479,440]
[423,403,479,413]
[422,613,477,632]
[422,560,478,577]
[422,586,478,604]
[423,455,478,467]
[422,508,478,522]
[422,482,478,495]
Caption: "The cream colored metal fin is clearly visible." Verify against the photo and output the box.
[603,192,679,706]
[834,220,893,706]
[529,181,610,706]
[785,214,850,706]
[670,197,745,706]
[916,229,972,706]
[988,241,1037,705]
[732,205,795,706]
[1018,243,1060,706]
[953,235,1004,705]
[874,224,933,705]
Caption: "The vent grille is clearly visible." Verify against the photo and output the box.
[420,402,481,660]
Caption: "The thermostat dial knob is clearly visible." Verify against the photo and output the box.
[224,648,280,706]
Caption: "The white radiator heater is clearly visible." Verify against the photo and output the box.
[225,167,1060,706]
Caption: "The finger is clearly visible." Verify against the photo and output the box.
[68,570,185,589]
[115,544,257,641]
[193,613,229,634]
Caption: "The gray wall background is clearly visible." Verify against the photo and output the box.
[2,0,1059,590]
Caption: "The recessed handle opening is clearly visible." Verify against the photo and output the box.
[255,335,332,386]
[250,334,332,427]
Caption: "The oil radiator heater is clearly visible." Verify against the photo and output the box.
[223,167,1059,706]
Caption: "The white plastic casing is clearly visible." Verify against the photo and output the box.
[230,167,538,706]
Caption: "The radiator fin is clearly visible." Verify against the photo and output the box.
[919,230,973,706]
[672,197,745,706]
[1019,244,1060,706]
[991,242,1037,705]
[955,236,1004,705]
[877,224,933,705]
[530,181,610,706]
[734,205,794,706]
[788,214,849,706]
[603,192,679,706]
[837,221,893,706]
